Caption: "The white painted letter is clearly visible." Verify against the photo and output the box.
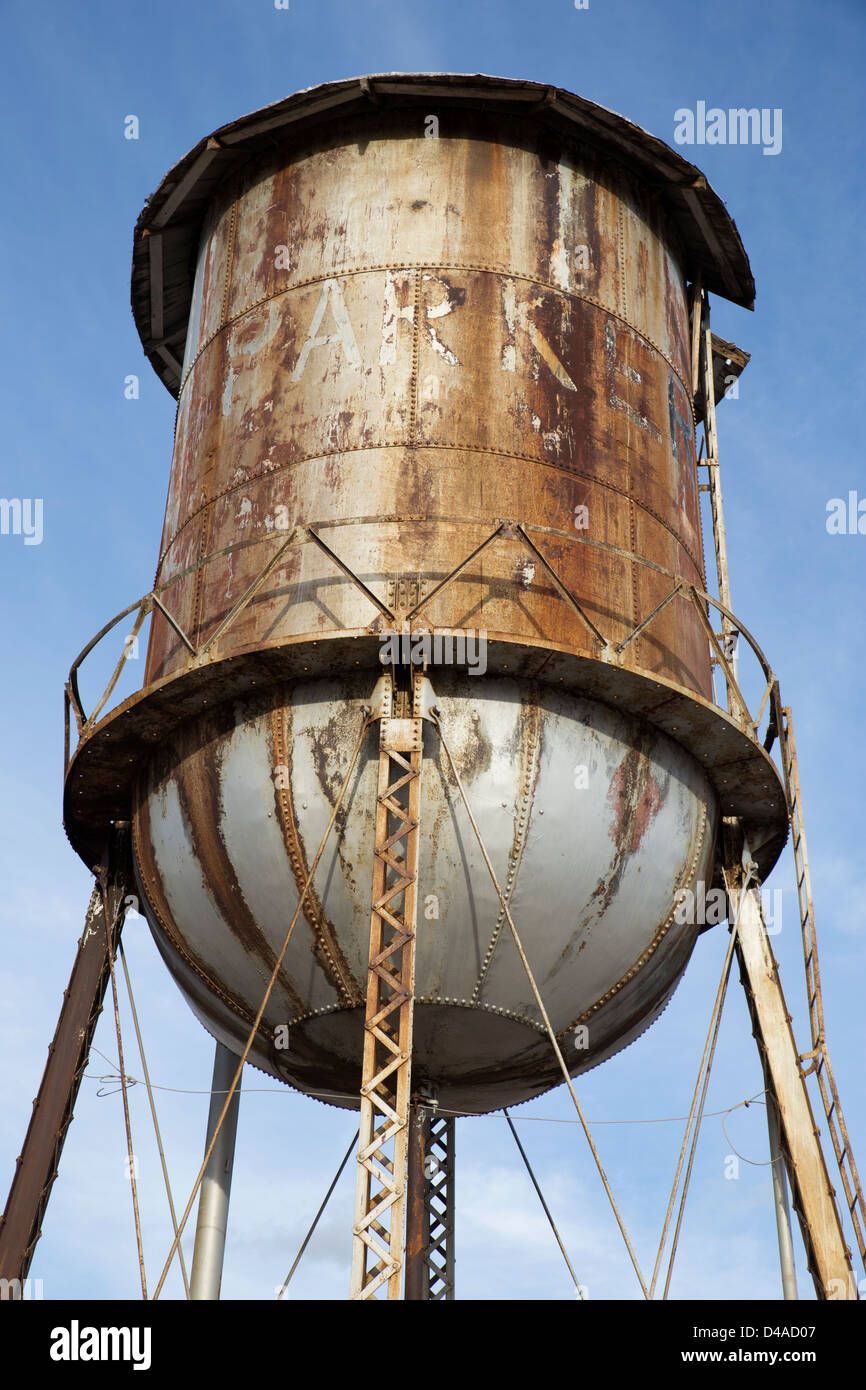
[292,278,361,381]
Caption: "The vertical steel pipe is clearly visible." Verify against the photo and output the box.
[190,1041,242,1300]
[766,1087,798,1300]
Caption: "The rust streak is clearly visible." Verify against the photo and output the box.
[131,785,261,1027]
[169,712,308,1019]
[270,702,363,1006]
[471,690,542,1003]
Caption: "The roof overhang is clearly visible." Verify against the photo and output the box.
[131,72,756,398]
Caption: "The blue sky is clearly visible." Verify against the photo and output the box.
[1,0,864,1301]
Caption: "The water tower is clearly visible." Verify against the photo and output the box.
[2,75,863,1302]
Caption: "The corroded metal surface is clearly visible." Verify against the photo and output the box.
[131,75,755,398]
[61,78,786,1117]
[145,106,711,704]
[65,631,787,875]
[130,676,716,1113]
[42,77,859,1303]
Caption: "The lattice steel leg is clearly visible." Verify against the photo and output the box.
[423,1114,456,1300]
[406,1096,456,1301]
[350,682,423,1300]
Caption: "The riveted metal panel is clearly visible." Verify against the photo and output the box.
[131,676,717,1111]
[145,107,710,703]
[60,79,786,1116]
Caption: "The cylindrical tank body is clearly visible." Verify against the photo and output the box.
[130,81,724,1111]
[146,106,708,693]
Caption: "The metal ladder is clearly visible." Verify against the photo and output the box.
[778,705,866,1274]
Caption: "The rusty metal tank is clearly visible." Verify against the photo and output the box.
[65,76,787,1114]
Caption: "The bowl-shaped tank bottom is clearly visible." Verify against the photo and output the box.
[131,672,718,1112]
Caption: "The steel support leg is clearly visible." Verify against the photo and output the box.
[405,1098,456,1301]
[350,678,423,1300]
[425,1113,456,1300]
[190,1040,242,1300]
[405,1096,432,1301]
[0,824,133,1291]
[723,828,856,1299]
